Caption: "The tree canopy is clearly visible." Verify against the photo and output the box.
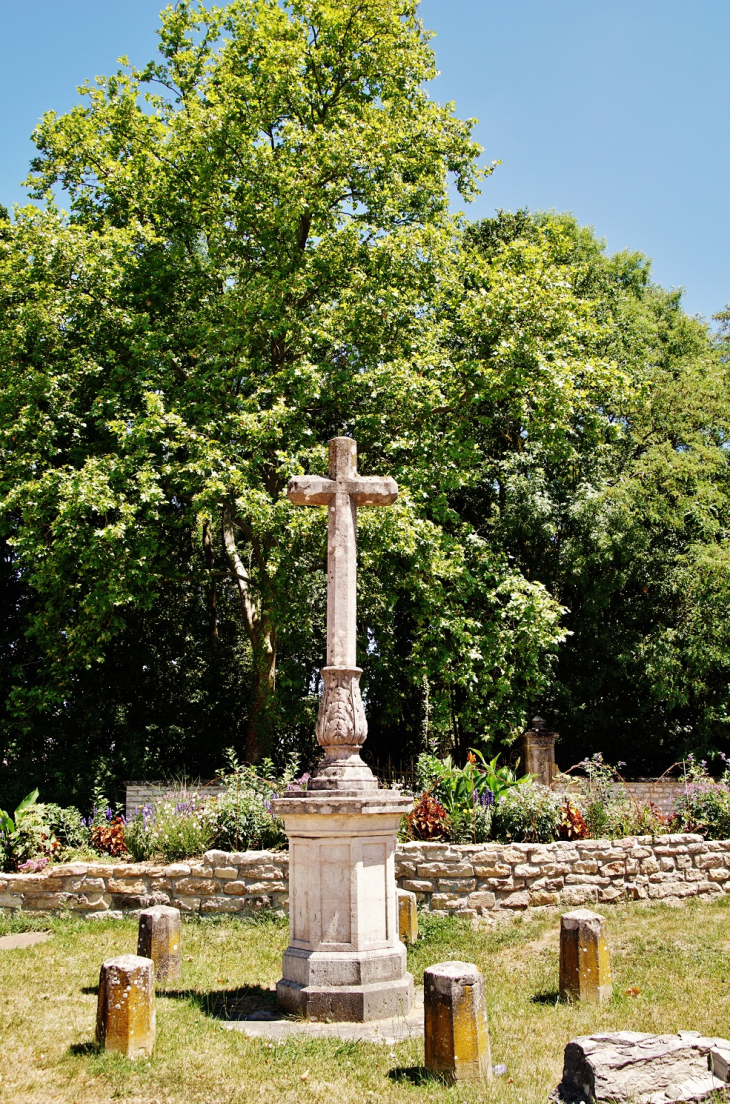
[1,0,729,807]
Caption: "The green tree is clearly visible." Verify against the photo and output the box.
[454,211,730,771]
[1,1,565,802]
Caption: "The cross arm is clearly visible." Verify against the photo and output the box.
[348,476,398,506]
[287,475,336,505]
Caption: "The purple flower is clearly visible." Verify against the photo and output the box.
[18,856,49,872]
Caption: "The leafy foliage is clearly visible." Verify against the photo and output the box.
[0,0,566,807]
[404,792,450,842]
[124,795,216,862]
[416,750,529,809]
[491,785,565,844]
[673,756,730,839]
[0,790,62,871]
[89,818,128,858]
[458,213,730,772]
[215,791,286,853]
[40,804,89,850]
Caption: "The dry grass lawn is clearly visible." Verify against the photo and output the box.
[2,897,730,1103]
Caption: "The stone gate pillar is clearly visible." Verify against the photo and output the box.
[521,716,557,786]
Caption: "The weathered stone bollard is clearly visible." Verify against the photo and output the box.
[137,904,181,983]
[96,954,156,1058]
[424,961,492,1083]
[559,908,612,1004]
[397,889,418,944]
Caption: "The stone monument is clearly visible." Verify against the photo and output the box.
[521,716,557,786]
[272,437,414,1022]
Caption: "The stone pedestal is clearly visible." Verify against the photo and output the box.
[521,716,557,786]
[96,954,156,1058]
[272,790,414,1022]
[559,908,612,1004]
[424,961,492,1083]
[137,905,181,983]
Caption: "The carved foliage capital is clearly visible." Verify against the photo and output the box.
[315,666,368,749]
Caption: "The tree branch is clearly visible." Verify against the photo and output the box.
[222,502,258,642]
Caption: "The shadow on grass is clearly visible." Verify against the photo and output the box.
[388,1067,442,1086]
[531,989,562,1005]
[80,985,98,995]
[67,1042,98,1056]
[163,983,279,1021]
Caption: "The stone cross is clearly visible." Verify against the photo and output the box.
[287,437,397,789]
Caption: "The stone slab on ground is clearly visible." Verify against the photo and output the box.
[0,931,51,949]
[555,1030,730,1103]
[222,988,424,1044]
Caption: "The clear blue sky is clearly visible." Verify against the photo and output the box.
[1,0,728,320]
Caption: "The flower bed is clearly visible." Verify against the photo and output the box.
[4,752,730,878]
[2,835,729,920]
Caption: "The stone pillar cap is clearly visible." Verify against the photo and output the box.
[425,961,483,983]
[102,953,154,969]
[139,905,180,918]
[561,908,606,924]
[526,716,557,733]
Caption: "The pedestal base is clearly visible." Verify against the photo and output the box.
[271,790,413,1024]
[277,973,414,1022]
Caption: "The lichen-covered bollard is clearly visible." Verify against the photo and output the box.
[397,889,418,944]
[96,954,156,1058]
[424,961,492,1083]
[559,908,612,1004]
[137,905,181,983]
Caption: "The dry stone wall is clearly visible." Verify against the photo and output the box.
[0,850,290,919]
[2,835,729,919]
[396,835,730,916]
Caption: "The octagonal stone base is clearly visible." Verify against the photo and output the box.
[277,974,414,1022]
[271,790,414,1023]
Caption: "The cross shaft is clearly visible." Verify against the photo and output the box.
[288,438,397,668]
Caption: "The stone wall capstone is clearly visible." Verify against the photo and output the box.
[1,835,727,919]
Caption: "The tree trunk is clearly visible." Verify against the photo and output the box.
[221,503,277,762]
[202,520,219,646]
[245,620,277,762]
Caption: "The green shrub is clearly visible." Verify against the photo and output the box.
[492,784,563,843]
[673,756,730,838]
[214,791,286,852]
[40,804,89,851]
[124,793,218,863]
[123,772,288,860]
[415,751,529,817]
[0,790,60,871]
[124,814,156,863]
[473,803,493,843]
[568,754,630,838]
[564,755,671,839]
